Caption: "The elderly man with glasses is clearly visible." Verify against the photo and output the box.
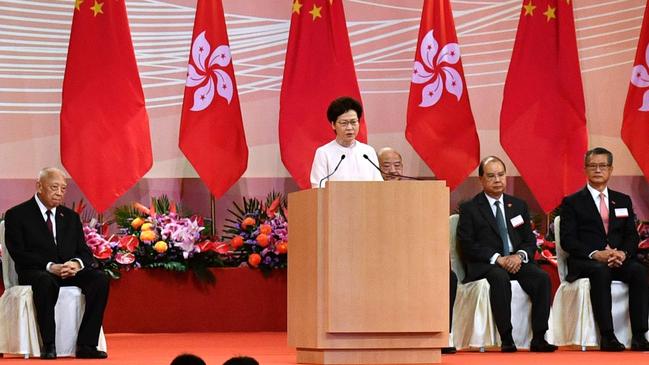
[309,96,383,188]
[560,147,649,351]
[457,156,556,353]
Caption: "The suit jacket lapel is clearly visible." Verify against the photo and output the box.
[581,187,607,236]
[476,193,500,236]
[28,197,57,246]
[503,195,516,246]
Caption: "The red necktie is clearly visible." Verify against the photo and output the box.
[46,210,53,235]
[599,193,609,234]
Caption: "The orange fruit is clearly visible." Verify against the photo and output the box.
[130,217,145,230]
[153,241,168,253]
[241,217,256,229]
[256,233,270,247]
[276,241,288,254]
[231,235,244,249]
[259,224,272,235]
[248,253,262,267]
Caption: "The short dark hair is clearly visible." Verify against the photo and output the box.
[326,96,363,123]
[170,354,206,365]
[585,147,613,166]
[478,156,506,177]
[223,356,259,365]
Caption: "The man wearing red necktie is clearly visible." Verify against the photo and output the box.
[560,147,649,351]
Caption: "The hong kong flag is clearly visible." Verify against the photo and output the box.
[500,0,587,213]
[179,0,248,198]
[622,2,649,183]
[61,0,152,212]
[279,0,365,189]
[406,0,480,190]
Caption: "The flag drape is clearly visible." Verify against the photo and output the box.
[500,0,588,213]
[405,0,480,190]
[279,0,364,189]
[61,0,152,212]
[622,1,649,184]
[179,0,248,199]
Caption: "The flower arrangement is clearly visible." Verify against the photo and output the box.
[636,219,649,268]
[221,192,288,273]
[78,196,226,281]
[531,211,557,267]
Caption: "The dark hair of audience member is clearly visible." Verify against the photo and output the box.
[223,355,259,365]
[170,353,206,365]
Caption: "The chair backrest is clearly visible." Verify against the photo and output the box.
[449,214,466,282]
[0,220,20,289]
[553,216,569,282]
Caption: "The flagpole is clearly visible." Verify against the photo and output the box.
[210,193,216,237]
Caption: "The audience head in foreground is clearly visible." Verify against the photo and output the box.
[171,353,206,365]
[223,355,259,365]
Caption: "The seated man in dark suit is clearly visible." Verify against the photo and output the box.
[560,147,649,351]
[457,156,556,352]
[378,147,458,354]
[4,167,109,359]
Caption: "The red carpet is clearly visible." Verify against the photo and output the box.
[1,332,647,364]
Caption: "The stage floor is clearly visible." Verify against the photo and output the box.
[1,332,647,364]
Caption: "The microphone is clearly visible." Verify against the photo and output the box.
[362,154,423,181]
[318,154,346,188]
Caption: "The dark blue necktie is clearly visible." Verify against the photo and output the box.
[494,201,510,256]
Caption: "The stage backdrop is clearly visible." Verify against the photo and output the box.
[1,0,648,222]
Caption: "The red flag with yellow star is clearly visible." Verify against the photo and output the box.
[60,0,152,212]
[500,0,587,213]
[622,2,649,184]
[179,0,248,199]
[279,0,365,189]
[405,0,480,190]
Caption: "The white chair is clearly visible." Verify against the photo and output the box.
[548,216,648,350]
[449,214,534,350]
[0,221,107,358]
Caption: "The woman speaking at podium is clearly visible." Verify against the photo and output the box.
[309,96,383,188]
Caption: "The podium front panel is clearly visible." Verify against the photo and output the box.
[324,181,449,334]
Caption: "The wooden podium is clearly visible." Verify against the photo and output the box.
[288,181,449,364]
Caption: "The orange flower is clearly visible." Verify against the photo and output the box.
[241,217,256,229]
[153,241,168,253]
[248,253,262,268]
[276,241,288,254]
[231,235,244,249]
[259,224,272,235]
[140,230,156,242]
[130,217,145,230]
[256,233,269,247]
[132,202,150,216]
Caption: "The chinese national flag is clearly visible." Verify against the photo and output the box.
[279,0,365,189]
[61,0,152,213]
[622,2,649,183]
[406,0,480,190]
[179,0,248,198]
[500,0,587,213]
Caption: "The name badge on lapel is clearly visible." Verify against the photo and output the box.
[614,208,629,218]
[510,215,524,228]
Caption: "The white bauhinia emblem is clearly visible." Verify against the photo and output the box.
[186,31,234,111]
[630,43,649,111]
[411,30,463,107]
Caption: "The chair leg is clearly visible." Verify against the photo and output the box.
[479,347,485,353]
[581,346,586,352]
[23,354,29,359]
